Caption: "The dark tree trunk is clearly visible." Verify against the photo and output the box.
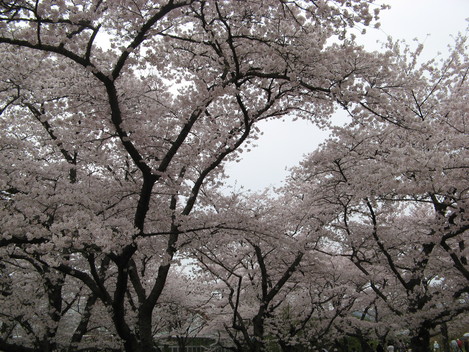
[137,308,158,352]
[358,337,375,352]
[441,323,450,352]
[252,313,266,352]
[176,335,188,352]
[69,292,98,350]
[409,327,431,352]
[279,340,305,352]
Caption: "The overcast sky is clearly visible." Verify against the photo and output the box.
[224,0,469,192]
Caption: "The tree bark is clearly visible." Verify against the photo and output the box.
[252,312,266,352]
[409,327,431,352]
[441,323,450,352]
[137,307,159,352]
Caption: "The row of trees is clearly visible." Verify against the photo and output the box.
[0,1,467,352]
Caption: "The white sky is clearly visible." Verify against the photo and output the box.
[224,0,469,192]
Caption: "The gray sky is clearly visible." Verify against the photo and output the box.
[224,0,469,192]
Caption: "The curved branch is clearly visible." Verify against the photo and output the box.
[112,0,191,80]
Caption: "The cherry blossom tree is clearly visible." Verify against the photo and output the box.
[285,35,469,352]
[269,256,368,352]
[185,189,365,352]
[188,193,305,352]
[0,1,386,351]
[150,268,213,351]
